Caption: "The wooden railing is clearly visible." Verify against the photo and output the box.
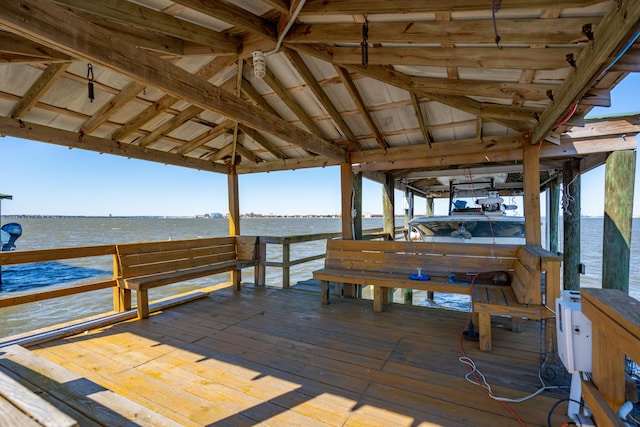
[258,227,405,288]
[581,288,640,427]
[0,245,117,309]
[0,227,402,343]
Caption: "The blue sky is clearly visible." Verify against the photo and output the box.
[1,74,639,217]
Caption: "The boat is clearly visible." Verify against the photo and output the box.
[1,223,22,251]
[0,193,21,251]
[409,190,526,245]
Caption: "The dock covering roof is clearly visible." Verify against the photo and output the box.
[0,0,638,196]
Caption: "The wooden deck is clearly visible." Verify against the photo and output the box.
[19,285,567,426]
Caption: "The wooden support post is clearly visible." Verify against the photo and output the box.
[426,197,434,217]
[383,173,395,241]
[228,167,241,291]
[112,253,131,312]
[282,238,291,289]
[353,170,363,298]
[426,196,435,300]
[563,158,581,291]
[548,177,560,255]
[340,163,357,297]
[255,239,266,286]
[353,170,363,240]
[603,150,635,293]
[523,132,541,246]
[382,173,395,304]
[404,188,413,304]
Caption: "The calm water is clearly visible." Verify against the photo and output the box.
[1,217,638,338]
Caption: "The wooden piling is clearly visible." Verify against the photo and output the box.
[341,164,357,297]
[563,159,581,291]
[602,150,635,293]
[382,173,395,304]
[548,177,560,255]
[228,167,241,290]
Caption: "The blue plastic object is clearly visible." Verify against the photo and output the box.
[448,274,469,284]
[409,273,430,281]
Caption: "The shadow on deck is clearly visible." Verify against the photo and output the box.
[22,284,569,426]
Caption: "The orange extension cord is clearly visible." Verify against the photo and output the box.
[457,169,528,426]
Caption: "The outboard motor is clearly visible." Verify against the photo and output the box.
[1,222,22,251]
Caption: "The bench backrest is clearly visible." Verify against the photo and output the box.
[325,240,558,306]
[325,239,518,275]
[116,236,256,278]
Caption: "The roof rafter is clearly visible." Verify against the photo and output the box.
[81,82,145,134]
[329,46,579,70]
[287,43,533,130]
[238,125,288,160]
[532,0,640,143]
[0,0,345,161]
[288,17,599,46]
[175,119,236,155]
[171,0,277,41]
[111,56,237,142]
[0,116,228,173]
[52,0,240,54]
[410,92,433,147]
[284,48,361,149]
[334,66,387,150]
[301,0,609,14]
[11,62,70,119]
[259,67,326,139]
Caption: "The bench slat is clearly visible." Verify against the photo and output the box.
[328,239,520,258]
[121,260,241,290]
[116,236,236,255]
[314,268,472,295]
[122,252,237,278]
[119,243,235,266]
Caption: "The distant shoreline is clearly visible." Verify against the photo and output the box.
[1,214,618,219]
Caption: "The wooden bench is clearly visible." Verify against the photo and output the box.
[472,245,561,351]
[313,240,561,351]
[115,236,258,319]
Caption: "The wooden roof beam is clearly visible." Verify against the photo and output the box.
[11,63,69,119]
[52,0,240,54]
[352,134,525,171]
[410,92,433,147]
[171,0,277,41]
[410,77,560,103]
[81,82,145,134]
[532,0,640,143]
[241,77,281,117]
[175,119,236,155]
[329,46,580,70]
[301,0,610,14]
[263,0,290,15]
[138,105,204,148]
[0,116,228,173]
[0,31,70,61]
[284,48,361,149]
[260,67,326,139]
[236,156,340,174]
[0,0,345,161]
[111,56,237,142]
[238,125,288,160]
[288,43,533,131]
[287,17,601,46]
[334,66,388,150]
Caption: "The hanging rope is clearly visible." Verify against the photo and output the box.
[492,0,503,50]
[87,64,95,102]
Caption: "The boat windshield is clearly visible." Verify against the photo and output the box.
[412,219,525,239]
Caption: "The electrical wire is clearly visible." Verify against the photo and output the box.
[547,399,584,427]
[456,171,527,426]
